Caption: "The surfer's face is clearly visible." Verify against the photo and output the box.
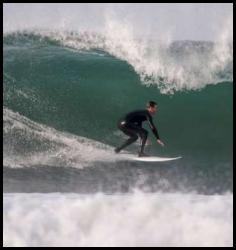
[148,105,157,114]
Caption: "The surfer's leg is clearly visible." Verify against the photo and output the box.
[115,135,138,153]
[138,129,148,154]
[115,125,139,153]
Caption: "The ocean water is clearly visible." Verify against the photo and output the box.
[3,29,233,247]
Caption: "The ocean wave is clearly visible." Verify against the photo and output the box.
[3,30,233,194]
[4,30,233,93]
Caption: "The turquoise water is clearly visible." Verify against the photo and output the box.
[3,32,233,194]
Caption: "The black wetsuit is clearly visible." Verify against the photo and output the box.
[116,109,160,154]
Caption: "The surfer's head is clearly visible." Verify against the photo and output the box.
[146,101,157,114]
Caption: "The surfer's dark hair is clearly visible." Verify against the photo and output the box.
[147,101,157,107]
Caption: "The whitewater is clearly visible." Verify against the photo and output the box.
[3,192,233,247]
[3,3,233,247]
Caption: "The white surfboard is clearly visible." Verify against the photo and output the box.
[132,156,182,162]
[120,154,182,162]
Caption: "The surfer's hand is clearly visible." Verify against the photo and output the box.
[157,139,165,147]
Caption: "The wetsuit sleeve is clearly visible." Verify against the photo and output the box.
[147,114,160,140]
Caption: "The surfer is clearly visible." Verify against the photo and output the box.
[115,101,165,157]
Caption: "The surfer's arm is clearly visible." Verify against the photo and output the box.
[147,115,160,140]
[150,122,165,146]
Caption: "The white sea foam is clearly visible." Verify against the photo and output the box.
[3,192,233,247]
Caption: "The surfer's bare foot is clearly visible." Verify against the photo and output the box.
[138,152,149,157]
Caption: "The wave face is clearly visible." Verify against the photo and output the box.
[3,31,233,194]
